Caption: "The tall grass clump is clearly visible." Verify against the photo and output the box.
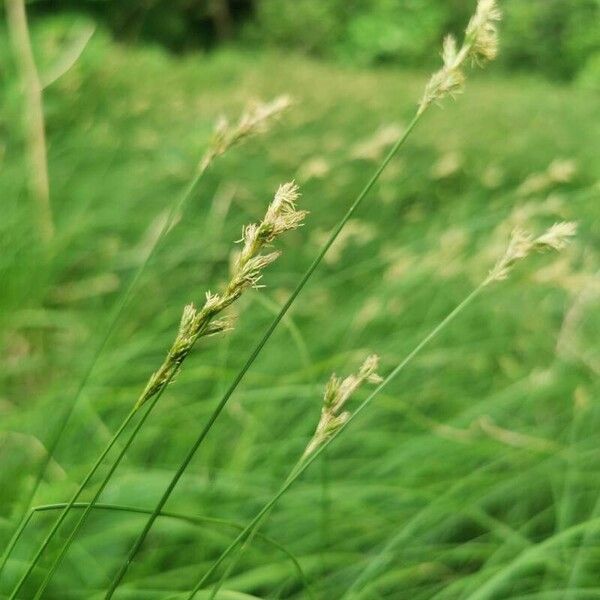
[4,1,505,597]
[3,1,588,598]
[0,97,293,598]
[0,89,291,558]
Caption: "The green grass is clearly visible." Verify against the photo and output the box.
[1,18,599,600]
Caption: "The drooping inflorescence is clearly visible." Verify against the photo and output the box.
[486,221,577,284]
[200,95,293,172]
[418,0,501,114]
[303,355,382,459]
[136,182,306,409]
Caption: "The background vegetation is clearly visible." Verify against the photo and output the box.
[30,0,600,82]
[1,2,599,599]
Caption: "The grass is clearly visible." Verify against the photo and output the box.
[1,14,599,600]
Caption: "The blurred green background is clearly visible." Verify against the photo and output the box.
[28,0,600,82]
[1,1,599,599]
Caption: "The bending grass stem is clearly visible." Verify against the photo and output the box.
[184,283,485,599]
[2,502,313,600]
[7,405,138,600]
[103,112,423,598]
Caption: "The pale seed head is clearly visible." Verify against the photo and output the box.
[418,0,501,114]
[487,221,577,284]
[304,354,382,459]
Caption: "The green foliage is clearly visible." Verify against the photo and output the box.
[1,16,600,599]
[245,0,349,55]
[31,0,600,80]
[339,0,447,66]
[501,0,600,80]
[248,0,600,79]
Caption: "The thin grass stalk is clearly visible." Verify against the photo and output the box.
[6,404,138,600]
[3,502,313,600]
[0,155,207,585]
[0,169,202,591]
[206,462,305,600]
[0,512,35,583]
[14,94,290,530]
[1,98,290,593]
[101,112,423,599]
[23,399,165,600]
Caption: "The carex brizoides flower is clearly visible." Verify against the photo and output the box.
[200,95,292,172]
[418,0,501,114]
[136,181,306,409]
[302,354,382,460]
[486,221,577,284]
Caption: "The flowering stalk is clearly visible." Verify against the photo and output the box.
[182,222,576,600]
[0,96,292,588]
[12,183,305,600]
[418,0,501,114]
[136,181,305,410]
[303,355,382,459]
[340,224,578,599]
[200,356,383,600]
[486,222,577,285]
[199,95,292,171]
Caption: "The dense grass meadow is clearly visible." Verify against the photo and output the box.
[1,8,600,599]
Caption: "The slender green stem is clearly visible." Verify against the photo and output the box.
[0,512,35,580]
[207,463,304,600]
[185,283,487,599]
[25,393,165,600]
[103,112,423,599]
[7,407,138,600]
[0,166,207,585]
[2,502,313,600]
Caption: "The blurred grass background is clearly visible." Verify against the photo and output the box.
[1,2,600,599]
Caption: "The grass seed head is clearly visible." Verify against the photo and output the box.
[465,0,502,64]
[304,354,382,459]
[201,95,293,170]
[419,0,501,114]
[487,221,577,284]
[135,182,305,409]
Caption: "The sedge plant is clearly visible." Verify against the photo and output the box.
[0,94,291,587]
[182,221,577,600]
[101,1,505,597]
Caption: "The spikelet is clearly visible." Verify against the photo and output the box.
[303,355,382,459]
[418,0,501,114]
[235,182,305,267]
[200,95,293,171]
[465,0,502,64]
[135,182,306,409]
[487,221,577,284]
